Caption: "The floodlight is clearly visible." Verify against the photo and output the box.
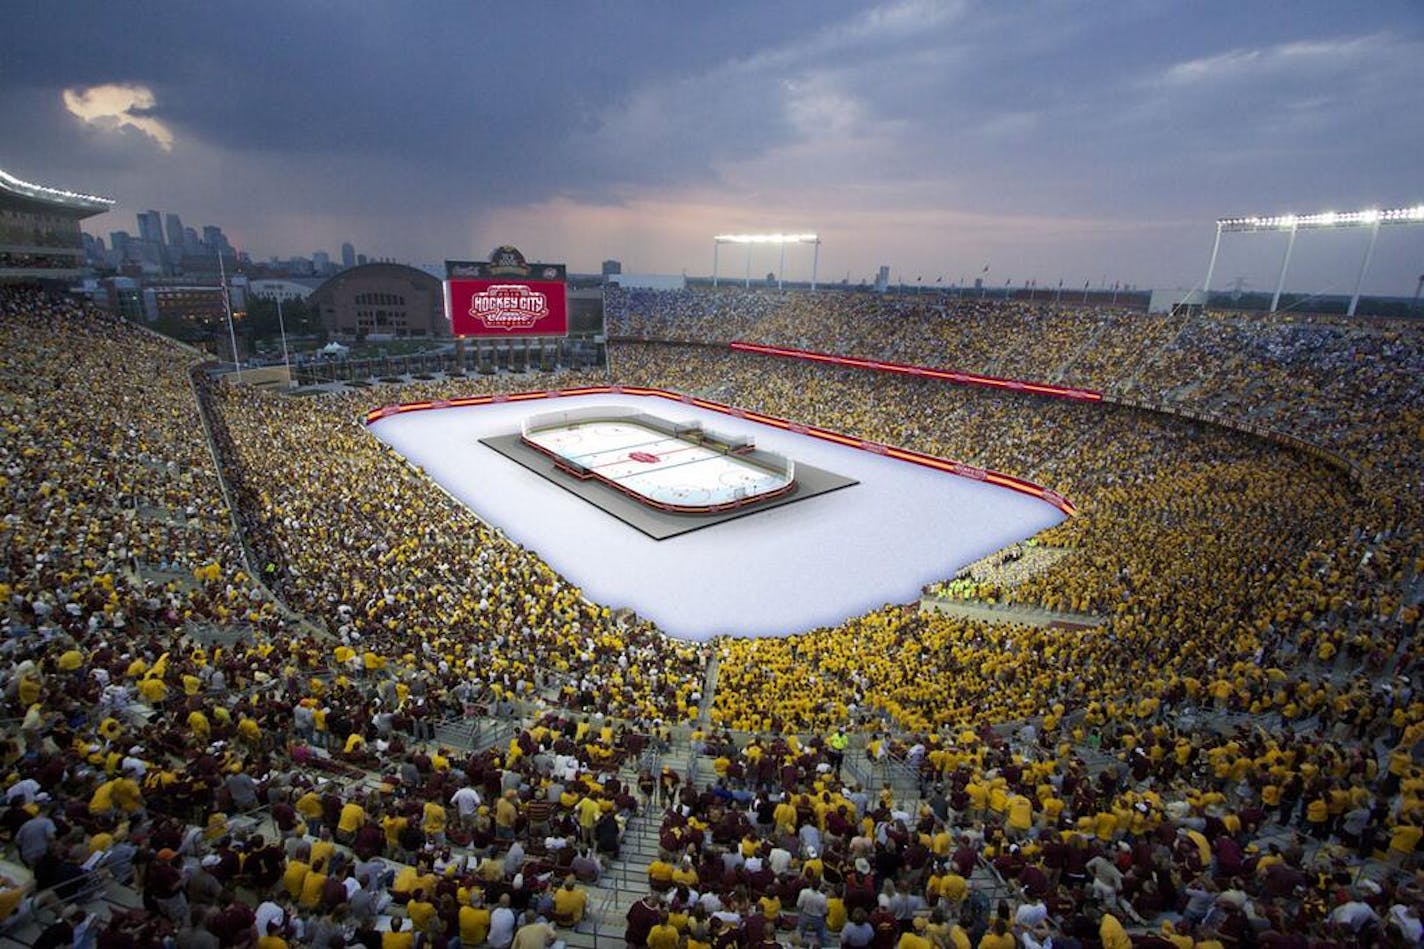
[1207,201,1424,317]
[713,233,820,244]
[711,232,822,290]
[0,168,115,209]
[1217,204,1424,232]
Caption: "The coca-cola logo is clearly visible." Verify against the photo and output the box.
[469,284,550,331]
[789,422,809,435]
[629,452,660,464]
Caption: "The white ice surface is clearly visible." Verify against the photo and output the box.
[367,394,1065,641]
[526,419,790,506]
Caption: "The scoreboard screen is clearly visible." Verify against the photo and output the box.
[445,279,569,338]
[445,247,570,338]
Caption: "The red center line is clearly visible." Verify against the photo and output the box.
[587,442,702,471]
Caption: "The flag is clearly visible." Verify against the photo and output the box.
[981,264,990,274]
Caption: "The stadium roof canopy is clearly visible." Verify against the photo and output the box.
[0,168,114,217]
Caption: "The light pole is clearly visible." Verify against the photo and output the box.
[1202,221,1223,297]
[712,233,819,291]
[1214,206,1424,315]
[1270,219,1298,313]
[1347,219,1381,317]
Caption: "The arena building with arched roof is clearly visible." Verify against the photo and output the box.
[307,261,448,339]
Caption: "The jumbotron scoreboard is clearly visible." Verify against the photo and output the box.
[444,246,569,338]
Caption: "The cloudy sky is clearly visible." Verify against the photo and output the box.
[3,1,1421,294]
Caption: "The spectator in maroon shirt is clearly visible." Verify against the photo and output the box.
[624,892,662,947]
[207,892,257,948]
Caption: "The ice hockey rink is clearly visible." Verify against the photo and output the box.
[523,416,791,508]
[367,391,1066,641]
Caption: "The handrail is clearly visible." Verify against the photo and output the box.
[189,368,333,639]
[186,367,261,586]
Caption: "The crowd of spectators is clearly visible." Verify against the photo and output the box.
[605,287,1424,482]
[602,343,1416,728]
[0,288,679,949]
[199,376,708,727]
[1,282,1422,948]
[630,713,1424,947]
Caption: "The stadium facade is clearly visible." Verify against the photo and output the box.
[307,261,448,340]
[0,168,113,283]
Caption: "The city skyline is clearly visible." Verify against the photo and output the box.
[95,202,360,276]
[3,1,1421,294]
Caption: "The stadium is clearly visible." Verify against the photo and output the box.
[4,221,1424,946]
[1,15,1423,949]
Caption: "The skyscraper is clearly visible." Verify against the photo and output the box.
[202,225,232,255]
[165,213,184,248]
[341,242,355,269]
[137,210,164,245]
[109,231,131,260]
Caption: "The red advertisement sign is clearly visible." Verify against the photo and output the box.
[446,279,569,337]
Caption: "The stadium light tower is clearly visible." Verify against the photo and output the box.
[1205,205,1424,315]
[712,233,820,290]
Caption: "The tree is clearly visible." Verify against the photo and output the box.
[244,296,320,343]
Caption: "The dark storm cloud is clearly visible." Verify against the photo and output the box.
[1,0,1420,287]
[3,1,860,205]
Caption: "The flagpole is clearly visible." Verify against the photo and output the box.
[276,294,292,388]
[218,248,242,382]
